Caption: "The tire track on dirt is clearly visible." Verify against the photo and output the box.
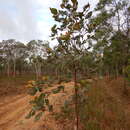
[0,94,24,108]
[0,82,74,130]
[0,94,31,130]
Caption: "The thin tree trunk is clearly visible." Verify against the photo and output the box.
[122,66,128,95]
[113,0,121,31]
[13,59,16,77]
[37,62,41,78]
[39,63,41,77]
[74,67,79,130]
[7,61,10,77]
[115,64,119,79]
[34,63,38,80]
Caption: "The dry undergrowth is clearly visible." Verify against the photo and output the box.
[0,77,129,130]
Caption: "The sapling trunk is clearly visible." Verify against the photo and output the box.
[74,66,79,130]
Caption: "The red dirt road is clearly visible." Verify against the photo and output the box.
[0,82,74,130]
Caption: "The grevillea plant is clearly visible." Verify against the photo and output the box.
[25,77,65,121]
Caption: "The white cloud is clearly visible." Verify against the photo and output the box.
[0,0,38,41]
[0,0,98,45]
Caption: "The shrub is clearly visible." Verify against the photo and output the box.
[26,76,65,121]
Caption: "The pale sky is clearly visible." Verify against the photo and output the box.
[0,0,98,46]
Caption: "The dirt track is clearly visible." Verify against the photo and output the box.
[0,82,74,130]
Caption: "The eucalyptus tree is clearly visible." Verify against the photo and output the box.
[12,42,28,76]
[0,49,5,74]
[90,0,130,77]
[50,0,93,129]
[0,43,5,74]
[27,40,50,79]
[94,0,130,32]
[1,39,17,77]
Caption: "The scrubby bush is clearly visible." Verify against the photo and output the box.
[26,76,65,121]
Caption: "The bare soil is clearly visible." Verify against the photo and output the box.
[0,77,130,130]
[0,82,74,130]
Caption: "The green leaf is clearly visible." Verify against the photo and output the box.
[32,105,42,111]
[25,110,35,119]
[66,4,72,9]
[48,105,53,112]
[58,85,64,92]
[39,93,46,99]
[59,32,71,41]
[51,24,57,34]
[78,12,83,19]
[50,8,58,15]
[52,88,59,94]
[45,99,49,105]
[38,86,42,92]
[60,3,65,8]
[35,87,40,91]
[73,22,81,30]
[128,6,130,12]
[83,3,90,11]
[71,0,78,5]
[86,11,92,19]
[34,112,43,121]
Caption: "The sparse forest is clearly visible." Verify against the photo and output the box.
[0,0,130,130]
